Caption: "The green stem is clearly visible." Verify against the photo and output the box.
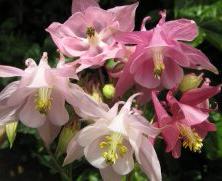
[47,148,71,181]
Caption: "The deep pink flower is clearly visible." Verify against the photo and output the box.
[0,52,97,145]
[46,0,138,72]
[115,11,218,97]
[64,94,162,181]
[152,80,220,158]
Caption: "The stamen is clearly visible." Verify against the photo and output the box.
[178,124,203,153]
[35,88,52,114]
[152,48,165,79]
[86,27,96,38]
[99,133,128,165]
[86,26,99,46]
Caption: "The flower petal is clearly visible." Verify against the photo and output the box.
[163,19,198,41]
[47,90,69,126]
[37,121,61,147]
[19,96,46,128]
[72,0,99,14]
[63,133,84,166]
[138,137,162,181]
[0,65,24,77]
[100,167,122,181]
[84,137,107,169]
[108,2,139,32]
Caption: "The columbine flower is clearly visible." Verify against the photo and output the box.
[46,0,138,72]
[64,94,162,181]
[115,11,218,97]
[0,52,93,145]
[152,80,220,158]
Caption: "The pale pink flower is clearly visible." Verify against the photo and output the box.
[152,80,220,158]
[115,11,218,97]
[64,94,162,181]
[0,52,94,145]
[46,0,138,72]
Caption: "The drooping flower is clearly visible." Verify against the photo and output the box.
[64,94,162,181]
[115,11,218,97]
[152,80,220,158]
[46,0,138,72]
[0,52,97,145]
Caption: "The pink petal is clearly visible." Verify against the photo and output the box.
[180,85,221,106]
[63,133,84,165]
[152,91,171,125]
[0,106,18,125]
[78,125,109,147]
[161,59,184,89]
[115,31,152,45]
[163,19,198,41]
[84,137,107,169]
[108,2,139,32]
[194,121,216,138]
[19,96,46,128]
[72,0,99,14]
[0,65,24,77]
[100,167,122,181]
[48,90,69,126]
[180,42,218,74]
[37,121,61,147]
[113,141,134,175]
[0,81,19,103]
[134,56,160,89]
[171,141,182,159]
[138,137,162,181]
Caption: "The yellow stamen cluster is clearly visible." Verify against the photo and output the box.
[86,26,96,38]
[35,88,52,114]
[86,26,99,46]
[153,48,165,79]
[99,133,128,165]
[178,124,203,153]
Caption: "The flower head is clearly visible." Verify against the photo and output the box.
[152,80,220,158]
[115,11,218,97]
[64,94,162,181]
[46,0,138,72]
[0,52,95,145]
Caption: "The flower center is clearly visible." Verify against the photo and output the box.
[86,26,99,46]
[35,88,52,114]
[152,48,165,79]
[178,124,203,153]
[99,132,128,165]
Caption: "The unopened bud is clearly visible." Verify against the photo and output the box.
[102,84,115,99]
[105,59,119,70]
[56,121,78,158]
[179,73,203,92]
[5,122,18,148]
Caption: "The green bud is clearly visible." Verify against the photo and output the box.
[56,122,78,158]
[102,84,115,99]
[5,122,18,148]
[105,59,119,70]
[179,74,203,93]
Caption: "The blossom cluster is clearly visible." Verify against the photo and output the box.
[0,0,221,180]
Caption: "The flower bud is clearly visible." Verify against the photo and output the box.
[56,121,79,158]
[102,84,115,99]
[5,122,18,148]
[105,59,119,70]
[179,73,203,93]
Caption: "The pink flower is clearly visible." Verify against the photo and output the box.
[152,80,220,158]
[64,94,162,181]
[0,52,94,145]
[46,0,138,72]
[115,11,218,97]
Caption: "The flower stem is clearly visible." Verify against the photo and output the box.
[47,148,72,181]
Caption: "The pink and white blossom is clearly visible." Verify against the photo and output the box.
[115,11,218,98]
[64,94,162,181]
[46,0,138,72]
